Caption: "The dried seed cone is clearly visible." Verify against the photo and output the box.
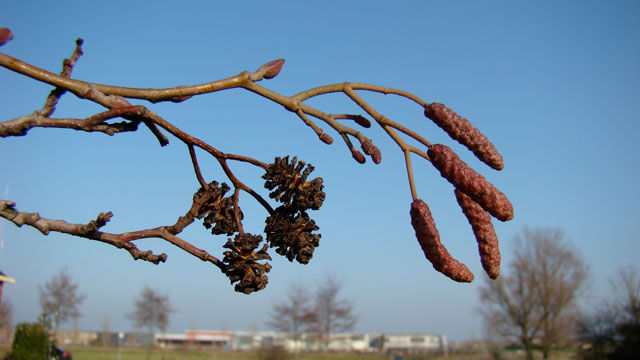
[410,199,474,283]
[424,102,504,170]
[455,189,500,279]
[222,234,272,294]
[428,144,514,222]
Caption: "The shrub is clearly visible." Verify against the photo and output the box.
[6,323,48,360]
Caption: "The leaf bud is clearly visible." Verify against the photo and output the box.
[0,28,13,46]
[261,59,285,79]
[351,150,365,164]
[352,115,371,128]
[319,133,333,144]
[361,140,382,164]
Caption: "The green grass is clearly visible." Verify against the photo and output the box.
[0,344,392,360]
[64,347,390,360]
[0,343,577,360]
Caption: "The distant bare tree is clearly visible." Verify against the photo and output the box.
[128,286,174,349]
[38,269,86,333]
[478,228,589,360]
[267,283,315,354]
[610,266,640,324]
[312,275,357,350]
[267,283,314,333]
[577,265,640,359]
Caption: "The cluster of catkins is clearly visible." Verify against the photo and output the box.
[193,156,324,294]
[411,103,514,282]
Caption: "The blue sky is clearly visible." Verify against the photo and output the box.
[1,1,639,343]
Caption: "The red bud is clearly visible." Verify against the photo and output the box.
[319,133,333,144]
[0,28,14,46]
[261,59,285,79]
[361,140,381,164]
[371,146,381,164]
[351,150,365,164]
[352,115,371,128]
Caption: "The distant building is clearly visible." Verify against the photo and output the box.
[55,330,99,346]
[372,333,447,354]
[156,330,232,349]
[154,330,446,353]
[53,328,447,354]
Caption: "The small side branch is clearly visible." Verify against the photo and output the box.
[0,106,144,137]
[0,200,168,264]
[0,200,228,270]
[39,38,85,118]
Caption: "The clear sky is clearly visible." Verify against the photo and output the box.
[1,1,639,343]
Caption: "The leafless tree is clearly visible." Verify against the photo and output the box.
[610,265,640,324]
[128,285,174,349]
[0,27,514,293]
[311,275,357,350]
[577,265,640,359]
[38,268,86,333]
[478,227,589,360]
[267,283,315,352]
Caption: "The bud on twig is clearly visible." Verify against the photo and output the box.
[352,150,365,164]
[410,199,474,282]
[424,102,504,170]
[361,139,381,164]
[319,132,333,144]
[261,59,285,79]
[0,28,13,46]
[455,190,500,279]
[352,115,371,128]
[428,144,514,222]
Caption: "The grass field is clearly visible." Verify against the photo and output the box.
[62,348,392,360]
[0,343,579,360]
[0,344,404,360]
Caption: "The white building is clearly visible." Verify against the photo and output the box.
[374,333,446,354]
[155,330,446,354]
[156,330,232,349]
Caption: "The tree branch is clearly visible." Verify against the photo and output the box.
[0,28,514,292]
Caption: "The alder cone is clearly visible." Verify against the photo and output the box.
[410,199,474,283]
[455,189,500,279]
[424,102,504,170]
[222,234,271,294]
[428,144,514,222]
